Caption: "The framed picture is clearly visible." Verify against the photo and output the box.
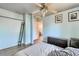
[55,14,63,23]
[68,10,79,22]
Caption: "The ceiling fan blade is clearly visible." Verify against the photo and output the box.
[32,10,42,17]
[46,3,57,13]
[48,9,57,13]
[32,10,40,14]
[34,3,43,8]
[48,9,57,14]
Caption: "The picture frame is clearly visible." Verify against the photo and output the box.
[55,14,63,23]
[68,10,79,22]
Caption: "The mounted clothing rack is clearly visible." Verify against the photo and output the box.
[18,21,25,46]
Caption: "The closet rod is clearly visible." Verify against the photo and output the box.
[0,15,23,21]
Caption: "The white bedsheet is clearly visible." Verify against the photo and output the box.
[15,42,63,56]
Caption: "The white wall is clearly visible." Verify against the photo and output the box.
[43,7,79,41]
[0,8,23,49]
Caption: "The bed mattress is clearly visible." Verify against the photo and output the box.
[15,42,63,56]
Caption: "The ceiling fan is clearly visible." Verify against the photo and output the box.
[32,3,57,17]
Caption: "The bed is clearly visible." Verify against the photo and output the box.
[15,37,79,56]
[15,42,64,56]
[48,37,79,56]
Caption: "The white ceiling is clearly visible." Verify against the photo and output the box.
[0,3,79,14]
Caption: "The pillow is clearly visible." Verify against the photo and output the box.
[47,37,67,48]
[70,38,79,48]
